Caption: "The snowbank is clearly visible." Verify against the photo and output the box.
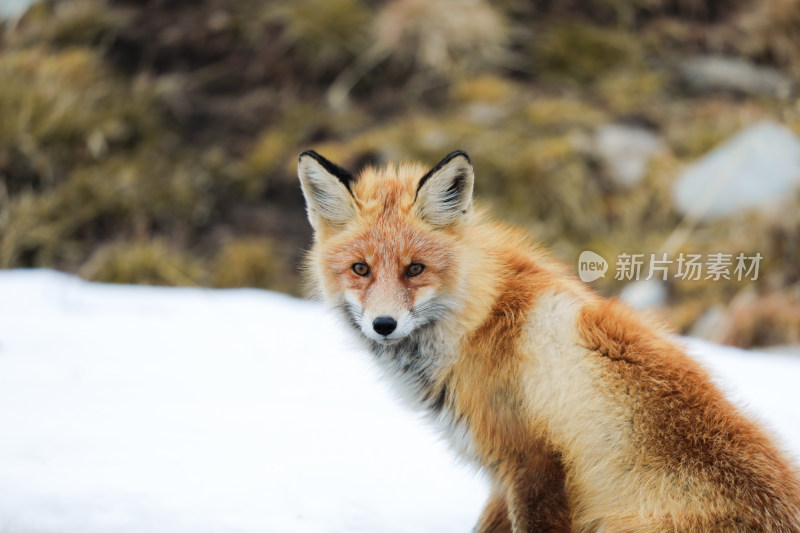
[0,270,798,532]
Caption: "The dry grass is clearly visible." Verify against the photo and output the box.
[212,238,298,293]
[730,0,800,76]
[80,241,204,286]
[2,0,799,347]
[534,23,641,84]
[263,0,370,75]
[373,0,510,77]
[715,289,800,348]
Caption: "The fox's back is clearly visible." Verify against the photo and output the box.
[517,285,800,530]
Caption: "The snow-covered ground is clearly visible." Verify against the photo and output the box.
[0,269,798,532]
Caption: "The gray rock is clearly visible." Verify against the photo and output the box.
[594,124,664,187]
[672,120,800,220]
[465,103,505,126]
[0,0,36,17]
[619,280,667,310]
[679,56,794,99]
[689,306,727,341]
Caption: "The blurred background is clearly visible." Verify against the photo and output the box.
[1,0,799,350]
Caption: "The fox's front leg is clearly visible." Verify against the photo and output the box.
[506,460,572,533]
[474,472,570,532]
[474,485,512,533]
[479,452,571,533]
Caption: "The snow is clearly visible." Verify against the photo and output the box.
[0,269,798,532]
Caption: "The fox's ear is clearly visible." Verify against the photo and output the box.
[415,150,474,227]
[298,150,358,231]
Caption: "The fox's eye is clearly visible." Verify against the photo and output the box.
[352,263,370,276]
[407,263,425,277]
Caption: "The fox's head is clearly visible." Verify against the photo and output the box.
[298,150,474,345]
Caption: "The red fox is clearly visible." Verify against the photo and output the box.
[297,149,800,532]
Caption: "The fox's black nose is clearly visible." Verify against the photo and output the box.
[372,316,397,336]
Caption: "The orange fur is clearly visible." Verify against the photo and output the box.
[298,151,800,532]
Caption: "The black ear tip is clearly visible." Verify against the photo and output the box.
[298,149,321,162]
[444,150,472,166]
[297,150,355,189]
